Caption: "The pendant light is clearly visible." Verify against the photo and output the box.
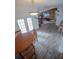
[30,0,38,15]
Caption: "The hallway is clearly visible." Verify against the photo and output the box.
[34,23,63,59]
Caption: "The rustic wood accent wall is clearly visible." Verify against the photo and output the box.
[39,8,57,20]
[48,8,57,20]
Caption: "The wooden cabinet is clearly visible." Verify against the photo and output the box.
[21,44,36,59]
[15,30,37,59]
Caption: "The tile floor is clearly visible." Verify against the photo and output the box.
[33,23,63,59]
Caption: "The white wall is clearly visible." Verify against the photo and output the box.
[56,5,63,26]
[15,20,20,32]
[15,0,39,32]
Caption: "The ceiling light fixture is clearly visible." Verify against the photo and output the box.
[30,12,38,15]
[30,0,38,15]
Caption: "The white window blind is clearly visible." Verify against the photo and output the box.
[17,19,27,33]
[27,18,33,31]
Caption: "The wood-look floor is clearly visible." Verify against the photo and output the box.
[34,23,63,59]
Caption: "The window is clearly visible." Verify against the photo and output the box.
[17,19,27,33]
[27,18,33,31]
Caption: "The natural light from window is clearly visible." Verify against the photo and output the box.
[17,19,27,33]
[27,18,33,31]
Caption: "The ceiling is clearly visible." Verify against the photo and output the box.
[15,0,63,19]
